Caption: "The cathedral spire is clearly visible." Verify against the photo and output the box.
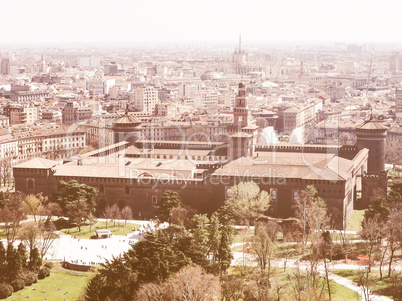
[239,33,242,53]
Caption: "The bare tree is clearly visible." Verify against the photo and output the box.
[18,221,41,251]
[386,140,402,170]
[293,185,328,254]
[0,158,12,186]
[252,220,279,275]
[385,209,402,277]
[361,215,383,273]
[120,206,132,225]
[110,204,120,227]
[38,222,58,259]
[102,205,114,229]
[163,265,220,301]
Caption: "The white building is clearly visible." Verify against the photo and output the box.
[134,86,159,114]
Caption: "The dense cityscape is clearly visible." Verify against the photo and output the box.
[0,1,402,300]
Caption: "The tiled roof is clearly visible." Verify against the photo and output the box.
[14,157,60,169]
[356,120,387,130]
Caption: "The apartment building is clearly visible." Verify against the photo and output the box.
[134,86,159,114]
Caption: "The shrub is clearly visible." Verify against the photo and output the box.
[38,268,46,279]
[10,278,25,292]
[44,261,54,269]
[38,267,51,279]
[0,285,9,299]
[21,270,38,286]
[0,284,14,298]
[6,284,13,297]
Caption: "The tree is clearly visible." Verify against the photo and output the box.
[6,243,21,282]
[361,215,382,273]
[386,140,402,170]
[54,180,98,228]
[0,241,6,283]
[363,195,390,226]
[37,201,62,224]
[153,190,182,223]
[136,265,220,301]
[66,198,92,232]
[163,265,220,301]
[0,158,12,186]
[23,194,45,223]
[169,205,197,228]
[125,227,192,283]
[110,204,120,227]
[28,247,42,272]
[252,221,279,274]
[102,205,114,229]
[0,192,27,244]
[207,212,221,266]
[17,243,27,269]
[318,231,333,300]
[225,181,270,226]
[38,222,58,259]
[293,185,328,254]
[18,222,41,252]
[385,209,402,277]
[120,206,132,225]
[388,181,402,209]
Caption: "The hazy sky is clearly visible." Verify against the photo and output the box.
[1,0,401,44]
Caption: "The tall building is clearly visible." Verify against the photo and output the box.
[396,87,402,112]
[134,86,159,114]
[389,52,402,73]
[1,58,10,75]
[40,55,46,73]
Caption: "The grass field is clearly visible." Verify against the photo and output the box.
[9,264,91,301]
[59,221,141,239]
[347,210,365,232]
[331,269,399,300]
[228,267,362,301]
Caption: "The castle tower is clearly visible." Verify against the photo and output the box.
[356,120,387,172]
[112,106,142,145]
[227,82,258,160]
[233,82,249,128]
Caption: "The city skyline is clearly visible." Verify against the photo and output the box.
[1,0,402,45]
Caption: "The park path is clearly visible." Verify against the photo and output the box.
[231,245,395,301]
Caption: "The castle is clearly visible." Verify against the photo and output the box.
[13,83,387,229]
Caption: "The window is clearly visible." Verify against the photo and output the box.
[26,178,35,189]
[152,196,158,204]
[99,185,104,193]
[293,190,299,201]
[270,188,277,200]
[125,185,130,194]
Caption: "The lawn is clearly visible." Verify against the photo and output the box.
[59,221,141,239]
[8,264,91,301]
[226,267,361,301]
[331,269,399,300]
[347,210,365,232]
